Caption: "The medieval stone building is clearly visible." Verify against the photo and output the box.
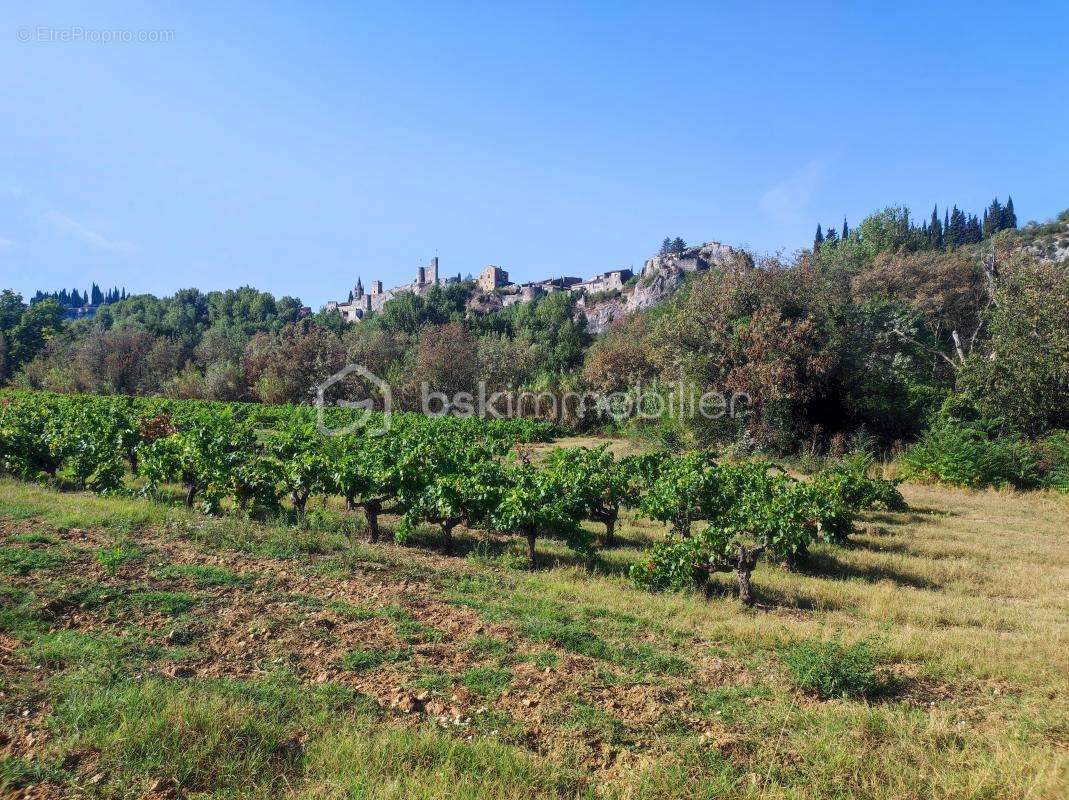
[477,265,509,292]
[326,257,444,322]
[324,240,745,329]
[570,268,633,295]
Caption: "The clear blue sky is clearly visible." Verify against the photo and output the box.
[2,1,1067,308]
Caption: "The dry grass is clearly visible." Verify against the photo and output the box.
[1,464,1067,799]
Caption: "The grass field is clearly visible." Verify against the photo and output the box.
[1,453,1067,798]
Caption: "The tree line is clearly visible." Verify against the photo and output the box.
[814,196,1017,253]
[30,283,129,308]
[1,202,1066,468]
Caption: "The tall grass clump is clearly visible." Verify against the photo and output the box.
[782,636,887,699]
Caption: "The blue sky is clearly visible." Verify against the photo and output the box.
[2,1,1067,308]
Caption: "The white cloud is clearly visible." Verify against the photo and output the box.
[44,211,134,253]
[759,161,825,226]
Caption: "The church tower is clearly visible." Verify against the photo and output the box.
[354,277,364,299]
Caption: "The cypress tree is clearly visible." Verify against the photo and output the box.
[946,207,964,249]
[813,224,824,251]
[842,217,849,240]
[986,198,1004,236]
[1005,196,1017,229]
[929,205,942,248]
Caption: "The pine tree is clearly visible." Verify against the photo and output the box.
[824,227,839,246]
[660,237,671,255]
[813,224,824,251]
[670,237,686,254]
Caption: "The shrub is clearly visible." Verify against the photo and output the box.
[810,453,907,541]
[1035,430,1069,492]
[782,636,886,699]
[901,423,1041,489]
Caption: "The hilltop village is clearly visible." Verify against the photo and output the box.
[325,242,746,332]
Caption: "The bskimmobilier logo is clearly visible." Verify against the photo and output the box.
[314,364,392,437]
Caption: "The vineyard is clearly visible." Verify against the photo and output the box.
[1,389,1067,798]
[0,390,906,604]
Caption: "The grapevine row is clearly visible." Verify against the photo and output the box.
[0,390,906,604]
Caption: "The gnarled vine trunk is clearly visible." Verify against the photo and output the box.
[708,543,765,606]
[598,507,619,547]
[441,520,458,554]
[291,490,309,517]
[362,499,383,543]
[524,526,538,565]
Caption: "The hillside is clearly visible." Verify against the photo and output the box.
[3,205,1067,464]
[2,453,1067,799]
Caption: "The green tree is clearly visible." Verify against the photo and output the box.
[958,256,1069,435]
[0,290,25,333]
[9,299,64,368]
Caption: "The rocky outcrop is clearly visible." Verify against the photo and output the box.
[640,241,743,278]
[577,241,749,334]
